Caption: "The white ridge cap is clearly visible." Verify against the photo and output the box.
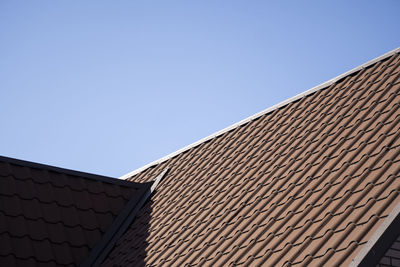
[120,46,400,180]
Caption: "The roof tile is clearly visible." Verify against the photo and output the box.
[52,242,74,265]
[70,246,89,265]
[0,175,16,196]
[30,168,52,184]
[12,235,34,259]
[86,180,104,194]
[66,175,86,191]
[90,192,110,213]
[70,190,92,210]
[52,186,75,207]
[46,222,67,244]
[1,195,22,217]
[21,198,43,220]
[42,202,63,224]
[96,212,114,233]
[84,228,102,248]
[76,209,99,230]
[48,172,69,188]
[64,225,86,247]
[15,178,36,199]
[31,239,53,262]
[27,217,49,240]
[34,182,56,203]
[9,164,31,180]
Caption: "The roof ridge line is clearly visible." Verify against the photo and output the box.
[120,46,400,179]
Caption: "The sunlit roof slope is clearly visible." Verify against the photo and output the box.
[105,48,400,266]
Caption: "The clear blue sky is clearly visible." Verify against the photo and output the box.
[1,1,399,177]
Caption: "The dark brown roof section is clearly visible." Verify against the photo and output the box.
[0,156,152,267]
[105,50,400,266]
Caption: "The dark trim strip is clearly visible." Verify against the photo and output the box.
[0,155,135,186]
[81,168,169,267]
[350,201,400,267]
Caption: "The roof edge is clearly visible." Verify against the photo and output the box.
[0,155,135,187]
[349,200,400,267]
[120,46,400,179]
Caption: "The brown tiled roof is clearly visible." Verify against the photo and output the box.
[0,156,151,267]
[104,49,400,266]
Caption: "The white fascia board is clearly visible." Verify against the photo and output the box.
[120,46,400,180]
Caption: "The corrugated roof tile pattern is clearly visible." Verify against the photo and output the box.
[104,52,400,266]
[0,158,140,267]
[377,234,400,266]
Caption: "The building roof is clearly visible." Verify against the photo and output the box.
[104,48,400,266]
[0,156,153,267]
[0,48,399,267]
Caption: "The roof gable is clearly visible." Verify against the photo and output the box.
[105,49,400,266]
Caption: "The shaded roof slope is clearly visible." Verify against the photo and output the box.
[104,49,400,266]
[0,156,150,267]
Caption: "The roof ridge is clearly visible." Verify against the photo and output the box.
[120,46,400,179]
